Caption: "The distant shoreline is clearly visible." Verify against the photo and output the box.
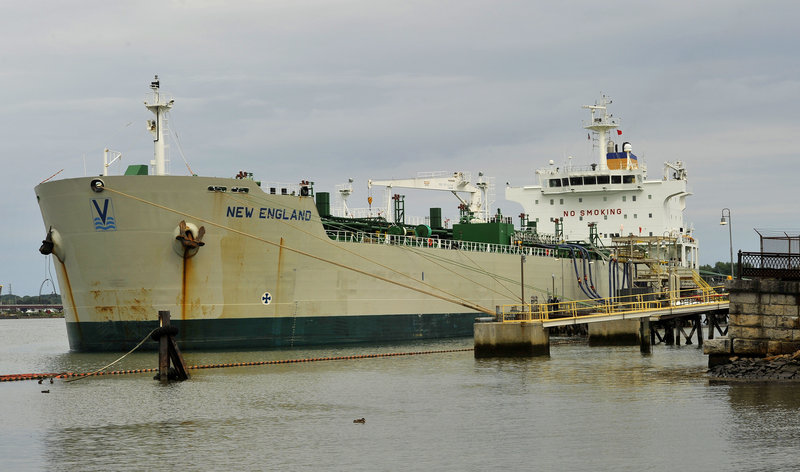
[0,313,64,319]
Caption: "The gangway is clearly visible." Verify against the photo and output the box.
[499,287,728,328]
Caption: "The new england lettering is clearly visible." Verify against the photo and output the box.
[562,208,623,217]
[226,206,312,221]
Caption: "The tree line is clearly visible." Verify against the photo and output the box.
[698,261,733,277]
[0,293,62,305]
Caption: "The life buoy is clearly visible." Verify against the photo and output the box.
[428,238,433,247]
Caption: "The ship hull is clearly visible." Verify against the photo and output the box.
[36,175,599,352]
[64,312,477,351]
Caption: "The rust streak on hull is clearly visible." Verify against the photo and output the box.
[181,250,190,321]
[275,237,285,312]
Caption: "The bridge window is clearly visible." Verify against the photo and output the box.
[549,179,561,187]
[584,176,597,185]
[569,177,582,185]
[623,175,635,184]
[597,175,610,184]
[611,176,622,184]
[562,178,569,186]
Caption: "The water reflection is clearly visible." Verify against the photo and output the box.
[3,319,800,471]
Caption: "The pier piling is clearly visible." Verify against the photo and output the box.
[155,310,189,382]
[474,320,549,357]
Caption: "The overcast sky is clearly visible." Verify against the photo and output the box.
[1,0,798,296]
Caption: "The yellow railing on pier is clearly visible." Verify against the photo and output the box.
[500,286,728,324]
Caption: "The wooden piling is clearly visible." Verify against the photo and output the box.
[707,312,715,340]
[157,310,189,383]
[664,320,674,345]
[695,315,703,347]
[639,318,651,354]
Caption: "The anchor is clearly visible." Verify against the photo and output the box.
[175,220,206,254]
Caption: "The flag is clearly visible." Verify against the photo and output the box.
[617,129,622,135]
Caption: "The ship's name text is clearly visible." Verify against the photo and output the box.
[563,208,623,217]
[226,206,312,221]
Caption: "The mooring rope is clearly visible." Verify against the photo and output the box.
[0,348,474,382]
[102,186,494,315]
[62,328,158,383]
[223,190,515,305]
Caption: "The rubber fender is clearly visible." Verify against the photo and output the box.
[40,228,65,262]
[150,325,180,341]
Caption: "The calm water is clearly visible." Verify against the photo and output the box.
[2,319,799,471]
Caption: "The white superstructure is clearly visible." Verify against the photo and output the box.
[506,96,698,268]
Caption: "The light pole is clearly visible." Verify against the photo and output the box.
[720,208,733,278]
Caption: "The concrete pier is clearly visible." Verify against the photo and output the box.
[474,321,549,358]
[705,278,800,367]
[587,319,640,346]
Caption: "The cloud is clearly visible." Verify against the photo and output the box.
[2,0,800,293]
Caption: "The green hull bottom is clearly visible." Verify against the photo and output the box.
[65,312,479,352]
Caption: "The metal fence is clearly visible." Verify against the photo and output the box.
[738,250,800,280]
[325,230,558,258]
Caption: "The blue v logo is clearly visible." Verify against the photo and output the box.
[91,199,117,231]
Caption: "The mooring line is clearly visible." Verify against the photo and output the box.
[102,186,495,316]
[63,328,158,383]
[0,348,474,382]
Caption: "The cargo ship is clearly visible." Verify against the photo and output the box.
[35,78,699,351]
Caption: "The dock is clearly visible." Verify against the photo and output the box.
[475,287,729,357]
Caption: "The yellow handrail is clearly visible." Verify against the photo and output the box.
[500,286,728,323]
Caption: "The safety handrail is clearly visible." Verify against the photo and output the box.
[500,286,728,323]
[324,230,559,258]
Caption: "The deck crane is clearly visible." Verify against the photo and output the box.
[368,171,489,224]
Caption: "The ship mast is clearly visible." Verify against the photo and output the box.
[582,96,618,172]
[144,75,173,176]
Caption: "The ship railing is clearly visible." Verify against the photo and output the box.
[499,286,728,323]
[536,162,649,175]
[325,230,558,258]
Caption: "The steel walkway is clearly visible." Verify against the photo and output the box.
[500,287,729,328]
